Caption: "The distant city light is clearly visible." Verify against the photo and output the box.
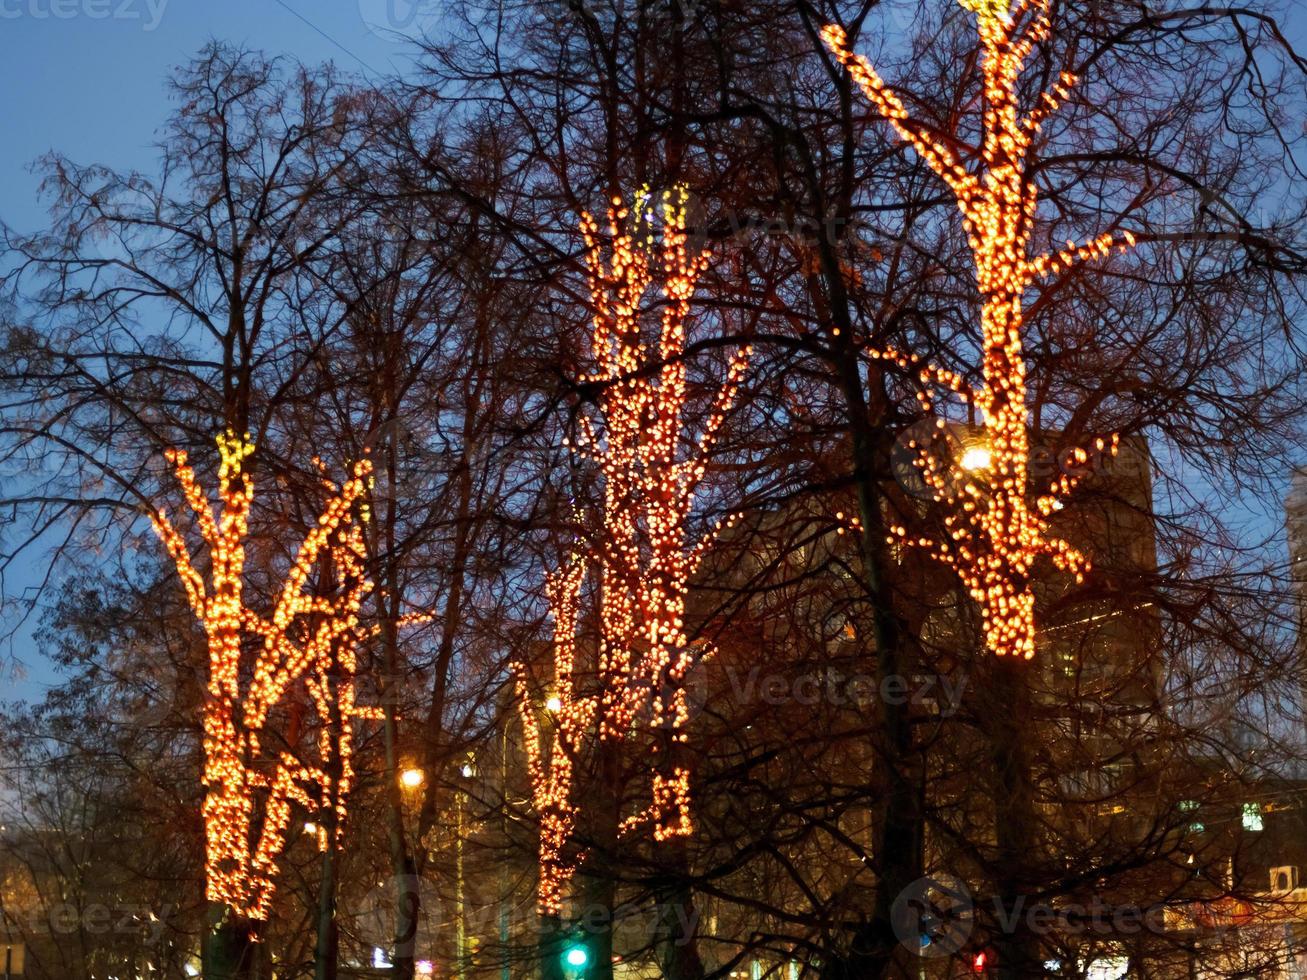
[1243,802,1264,832]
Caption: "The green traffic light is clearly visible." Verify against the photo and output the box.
[564,945,589,969]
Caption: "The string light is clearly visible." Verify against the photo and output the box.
[823,1,1135,659]
[151,432,376,920]
[516,557,590,916]
[519,187,750,913]
[583,186,748,825]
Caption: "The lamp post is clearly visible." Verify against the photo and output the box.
[456,759,475,980]
[397,765,425,971]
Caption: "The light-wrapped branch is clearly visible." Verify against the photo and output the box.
[580,186,750,833]
[827,0,1138,659]
[151,432,376,919]
[516,557,591,916]
[521,186,750,914]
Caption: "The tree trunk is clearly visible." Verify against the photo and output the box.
[817,274,923,980]
[653,738,704,980]
[580,740,621,980]
[655,871,705,980]
[988,659,1039,980]
[313,840,339,980]
[203,904,258,980]
[539,914,566,980]
[381,638,419,980]
[376,434,419,980]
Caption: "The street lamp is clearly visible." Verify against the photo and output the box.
[400,767,424,789]
[960,445,992,472]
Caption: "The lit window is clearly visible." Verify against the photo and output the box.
[1242,802,1264,832]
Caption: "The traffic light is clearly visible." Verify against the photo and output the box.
[562,943,590,973]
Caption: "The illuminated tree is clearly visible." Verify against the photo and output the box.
[518,187,750,912]
[149,431,379,925]
[823,0,1136,660]
[515,556,589,917]
[579,186,749,835]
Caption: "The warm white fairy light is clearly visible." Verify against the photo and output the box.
[516,557,591,916]
[151,431,377,920]
[579,185,749,835]
[823,0,1135,659]
[520,186,749,913]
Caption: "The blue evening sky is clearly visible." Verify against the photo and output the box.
[0,1,439,701]
[0,1,1304,704]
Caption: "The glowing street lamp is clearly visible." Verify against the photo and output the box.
[400,768,424,790]
[959,445,993,472]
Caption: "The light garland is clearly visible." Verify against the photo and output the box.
[823,0,1135,659]
[516,558,591,917]
[520,187,749,913]
[578,185,749,837]
[151,432,377,920]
